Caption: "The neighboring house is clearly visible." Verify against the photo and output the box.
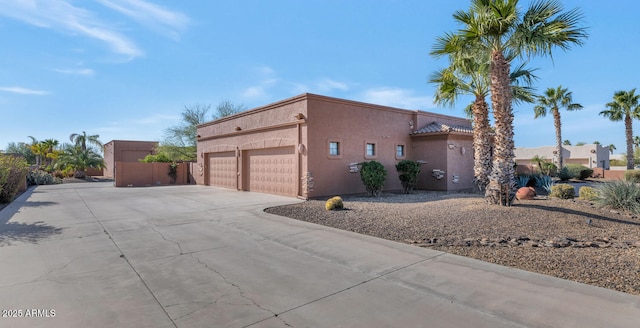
[195,93,474,199]
[514,144,610,170]
[103,140,158,178]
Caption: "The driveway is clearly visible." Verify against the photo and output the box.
[0,183,638,327]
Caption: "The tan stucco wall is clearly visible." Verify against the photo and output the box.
[514,144,610,169]
[103,140,158,178]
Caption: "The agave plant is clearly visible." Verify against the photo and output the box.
[535,175,554,194]
[516,175,530,188]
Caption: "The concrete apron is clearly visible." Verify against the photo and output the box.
[0,182,637,328]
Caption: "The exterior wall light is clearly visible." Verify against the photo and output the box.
[294,113,305,120]
[235,126,242,131]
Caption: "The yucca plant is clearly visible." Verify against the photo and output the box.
[596,180,640,214]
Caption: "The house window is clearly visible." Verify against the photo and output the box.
[366,143,376,156]
[396,145,405,158]
[329,142,340,156]
[327,139,343,159]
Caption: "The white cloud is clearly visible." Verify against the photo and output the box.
[0,0,142,57]
[96,0,189,40]
[0,86,50,95]
[359,87,435,110]
[314,78,349,93]
[54,68,95,76]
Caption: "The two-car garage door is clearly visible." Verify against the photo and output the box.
[208,146,297,197]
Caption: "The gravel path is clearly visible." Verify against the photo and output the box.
[265,191,640,295]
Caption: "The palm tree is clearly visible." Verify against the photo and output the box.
[608,144,616,154]
[41,138,59,167]
[633,136,640,150]
[447,0,587,205]
[56,145,105,178]
[69,131,103,152]
[430,34,536,192]
[533,86,583,169]
[27,136,47,167]
[600,89,640,169]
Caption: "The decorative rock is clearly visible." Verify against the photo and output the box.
[516,187,536,200]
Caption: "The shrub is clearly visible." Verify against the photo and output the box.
[564,164,592,180]
[579,186,599,201]
[359,161,387,197]
[0,155,29,203]
[550,184,575,199]
[395,160,421,194]
[535,175,554,194]
[624,170,640,183]
[596,180,640,214]
[558,166,572,181]
[26,169,62,186]
[140,153,172,163]
[325,196,344,211]
[540,162,557,176]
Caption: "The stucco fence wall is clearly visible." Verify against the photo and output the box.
[114,162,189,187]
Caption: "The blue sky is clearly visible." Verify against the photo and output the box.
[0,1,637,154]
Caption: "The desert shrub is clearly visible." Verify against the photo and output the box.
[359,161,387,197]
[558,167,572,181]
[535,175,554,194]
[0,155,29,203]
[596,180,640,214]
[515,174,530,188]
[564,164,592,180]
[624,170,640,183]
[579,186,599,201]
[140,153,172,163]
[26,169,62,186]
[395,160,421,194]
[325,196,344,211]
[540,162,557,176]
[550,183,575,199]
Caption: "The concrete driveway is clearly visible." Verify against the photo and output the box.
[0,183,638,328]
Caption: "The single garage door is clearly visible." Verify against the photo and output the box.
[244,147,297,197]
[208,151,237,189]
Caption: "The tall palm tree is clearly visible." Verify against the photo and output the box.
[633,136,640,150]
[447,0,587,205]
[69,131,103,152]
[608,144,616,154]
[533,86,583,169]
[41,138,59,167]
[430,34,536,191]
[600,89,640,169]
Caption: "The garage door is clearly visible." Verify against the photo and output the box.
[208,151,237,189]
[244,147,297,197]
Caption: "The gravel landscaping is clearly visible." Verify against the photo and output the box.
[265,190,640,295]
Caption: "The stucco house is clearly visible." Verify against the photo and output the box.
[514,144,611,170]
[195,93,473,199]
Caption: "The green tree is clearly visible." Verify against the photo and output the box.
[4,142,35,164]
[162,101,247,161]
[55,145,105,179]
[533,86,583,169]
[213,100,247,119]
[599,89,640,169]
[69,131,103,153]
[41,138,60,167]
[445,0,587,205]
[633,136,640,150]
[608,144,616,154]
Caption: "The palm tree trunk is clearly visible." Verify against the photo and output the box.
[472,95,492,191]
[486,51,515,205]
[626,115,634,169]
[553,109,563,169]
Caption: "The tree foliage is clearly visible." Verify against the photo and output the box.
[600,89,640,169]
[162,101,247,161]
[359,161,387,197]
